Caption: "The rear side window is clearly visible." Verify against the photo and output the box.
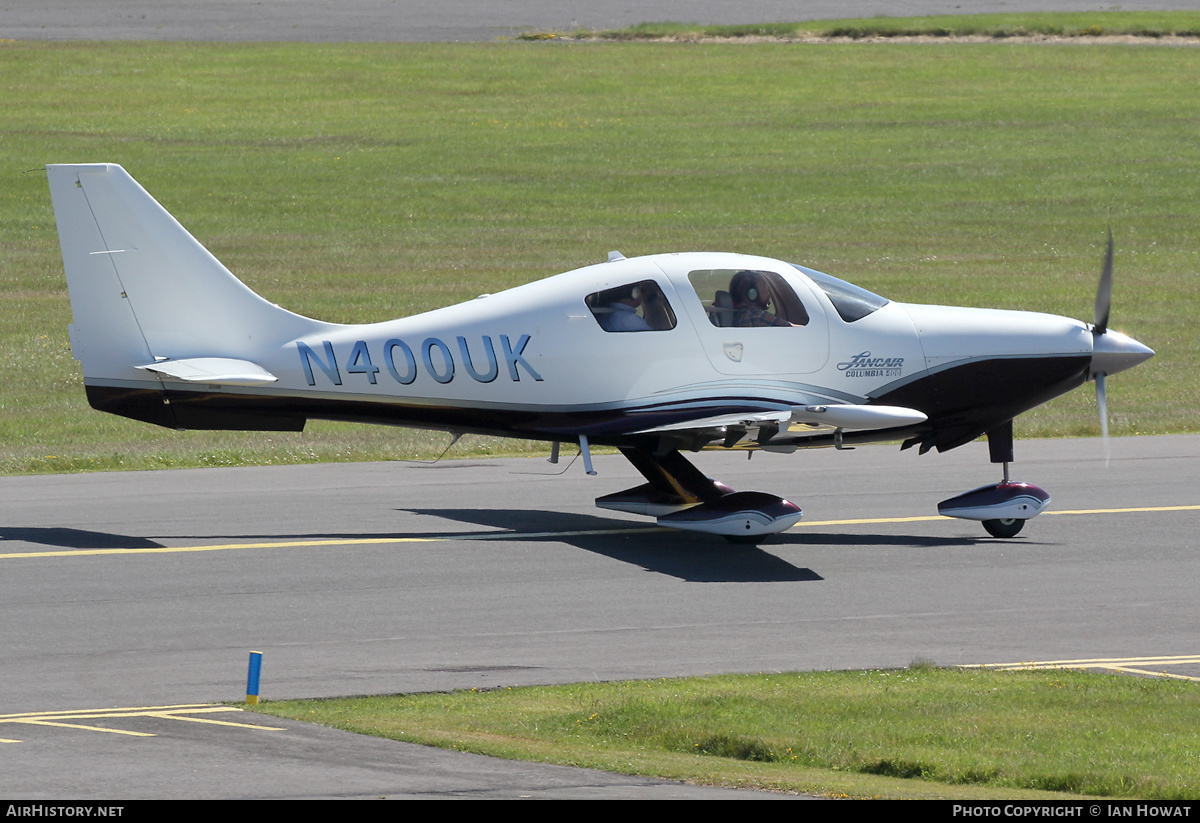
[586,280,677,333]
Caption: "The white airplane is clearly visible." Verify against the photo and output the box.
[46,163,1153,542]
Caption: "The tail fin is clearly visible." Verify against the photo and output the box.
[47,163,321,428]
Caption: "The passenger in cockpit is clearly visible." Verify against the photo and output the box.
[598,284,652,332]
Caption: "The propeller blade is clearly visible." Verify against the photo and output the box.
[1093,229,1114,335]
[1096,372,1110,466]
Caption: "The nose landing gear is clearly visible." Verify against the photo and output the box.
[938,461,1051,538]
[936,422,1050,537]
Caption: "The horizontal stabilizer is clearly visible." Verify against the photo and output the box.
[136,357,278,386]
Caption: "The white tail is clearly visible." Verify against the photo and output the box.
[47,163,328,429]
[47,164,323,381]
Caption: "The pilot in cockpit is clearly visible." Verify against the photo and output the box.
[729,270,789,327]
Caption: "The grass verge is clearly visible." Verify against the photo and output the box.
[252,666,1200,799]
[532,11,1200,40]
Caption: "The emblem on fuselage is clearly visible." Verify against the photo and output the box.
[837,351,904,378]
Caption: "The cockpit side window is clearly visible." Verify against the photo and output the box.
[586,280,677,333]
[687,269,809,328]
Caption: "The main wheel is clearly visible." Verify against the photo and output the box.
[982,518,1024,538]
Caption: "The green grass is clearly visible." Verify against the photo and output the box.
[543,11,1200,40]
[253,666,1200,799]
[3,16,1198,473]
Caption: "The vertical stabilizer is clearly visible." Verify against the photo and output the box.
[47,164,326,428]
[47,164,319,384]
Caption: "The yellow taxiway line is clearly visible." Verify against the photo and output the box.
[0,704,284,743]
[2,504,1198,560]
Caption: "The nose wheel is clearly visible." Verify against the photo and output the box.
[982,517,1025,538]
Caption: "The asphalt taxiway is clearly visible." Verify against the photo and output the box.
[2,435,1198,797]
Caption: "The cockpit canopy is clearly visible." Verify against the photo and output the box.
[582,257,889,335]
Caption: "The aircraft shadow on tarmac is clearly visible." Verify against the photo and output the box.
[400,506,822,582]
[397,507,1010,582]
[788,531,1008,548]
[0,526,163,550]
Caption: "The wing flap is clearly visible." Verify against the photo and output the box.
[630,410,792,435]
[631,404,926,438]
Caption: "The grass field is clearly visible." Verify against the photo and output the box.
[3,15,1199,473]
[253,666,1200,799]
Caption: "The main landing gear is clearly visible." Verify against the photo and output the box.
[594,446,802,543]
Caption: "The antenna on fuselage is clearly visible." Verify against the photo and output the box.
[413,432,462,465]
[578,434,598,476]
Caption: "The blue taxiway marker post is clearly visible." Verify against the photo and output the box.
[246,651,263,705]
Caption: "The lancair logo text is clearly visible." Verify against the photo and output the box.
[838,351,904,378]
